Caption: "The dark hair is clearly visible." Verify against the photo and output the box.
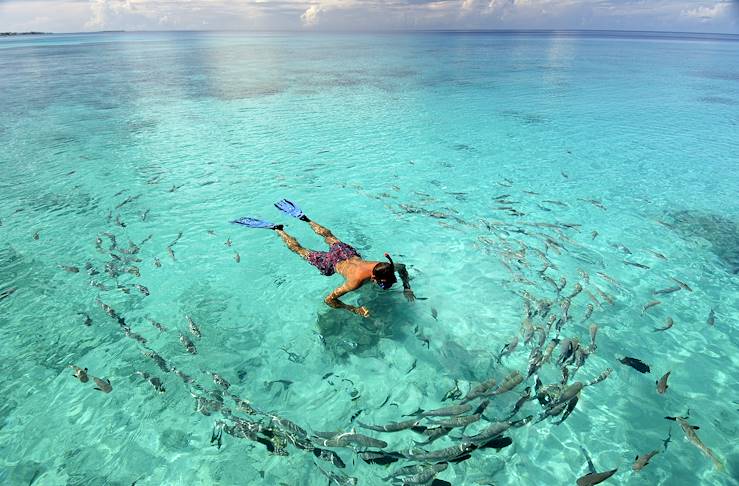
[372,262,395,280]
[372,253,397,282]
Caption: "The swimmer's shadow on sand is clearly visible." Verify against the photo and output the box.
[315,292,416,360]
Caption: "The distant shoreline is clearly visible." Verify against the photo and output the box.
[1,29,737,39]
[0,30,125,37]
[0,32,49,37]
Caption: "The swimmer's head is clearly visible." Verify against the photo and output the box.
[372,253,397,290]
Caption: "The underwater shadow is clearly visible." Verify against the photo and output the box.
[664,209,739,274]
[315,291,416,360]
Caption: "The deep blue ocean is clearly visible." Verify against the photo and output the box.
[0,30,738,485]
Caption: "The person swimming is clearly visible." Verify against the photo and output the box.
[233,199,415,317]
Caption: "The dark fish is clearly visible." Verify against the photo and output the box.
[586,367,613,387]
[526,348,543,379]
[555,395,579,424]
[70,365,89,383]
[656,371,671,394]
[463,420,512,444]
[675,417,723,470]
[154,257,161,268]
[431,307,438,320]
[624,260,650,269]
[663,427,672,451]
[670,277,692,292]
[358,450,401,465]
[180,334,197,354]
[653,285,681,296]
[142,350,169,373]
[633,450,659,471]
[134,284,149,296]
[171,367,194,385]
[479,436,513,450]
[230,394,257,415]
[93,376,112,393]
[406,442,476,461]
[396,462,449,484]
[492,371,523,396]
[115,195,134,209]
[549,381,583,408]
[59,265,80,273]
[225,237,232,247]
[589,324,598,350]
[168,231,183,247]
[33,231,40,240]
[568,283,583,299]
[313,448,346,468]
[507,387,532,419]
[79,313,92,327]
[707,308,715,326]
[441,380,462,402]
[411,425,452,446]
[461,377,496,403]
[576,468,618,486]
[429,413,482,429]
[641,300,661,315]
[358,419,420,433]
[270,415,307,438]
[186,315,201,338]
[619,356,650,373]
[212,373,230,389]
[418,403,471,417]
[145,317,167,332]
[136,371,165,393]
[0,287,18,300]
[210,422,223,449]
[654,317,673,332]
[497,336,519,362]
[167,246,175,261]
[123,326,147,344]
[234,252,240,263]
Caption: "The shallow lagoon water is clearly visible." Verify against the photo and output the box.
[0,31,738,485]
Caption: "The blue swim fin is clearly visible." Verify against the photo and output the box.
[231,217,282,230]
[274,199,309,221]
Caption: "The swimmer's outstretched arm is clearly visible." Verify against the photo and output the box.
[325,281,368,317]
[396,263,415,302]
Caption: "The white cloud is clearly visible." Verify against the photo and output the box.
[682,3,729,21]
[301,4,322,26]
[0,0,737,33]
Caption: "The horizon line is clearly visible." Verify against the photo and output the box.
[3,27,739,37]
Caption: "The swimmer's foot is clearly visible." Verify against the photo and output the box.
[231,217,282,230]
[274,199,310,222]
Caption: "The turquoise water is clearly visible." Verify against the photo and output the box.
[1,31,738,485]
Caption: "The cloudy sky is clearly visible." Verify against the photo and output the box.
[1,0,738,34]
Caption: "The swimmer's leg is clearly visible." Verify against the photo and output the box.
[273,199,340,246]
[307,221,340,246]
[275,228,311,259]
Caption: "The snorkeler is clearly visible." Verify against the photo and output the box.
[233,199,415,317]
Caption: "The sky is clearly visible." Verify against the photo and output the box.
[1,0,738,34]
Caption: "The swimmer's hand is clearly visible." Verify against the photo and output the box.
[354,306,370,318]
[403,288,416,303]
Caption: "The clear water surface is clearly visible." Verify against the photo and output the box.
[0,30,738,485]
